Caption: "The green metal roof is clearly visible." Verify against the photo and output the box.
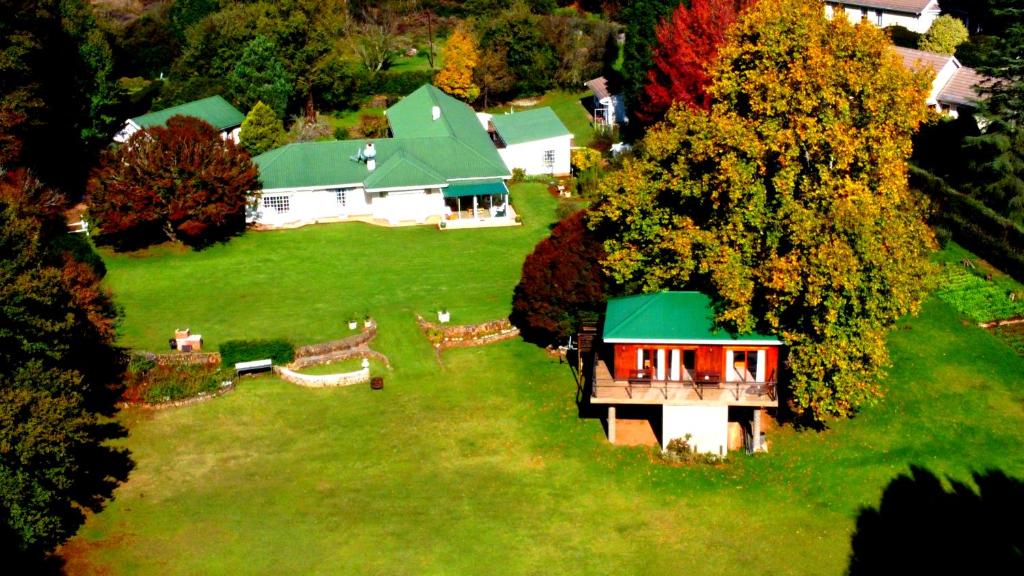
[132,95,245,131]
[603,292,782,344]
[363,150,445,190]
[255,85,511,192]
[443,179,508,198]
[491,107,572,145]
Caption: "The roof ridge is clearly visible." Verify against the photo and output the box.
[426,85,460,138]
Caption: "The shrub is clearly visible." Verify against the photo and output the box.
[143,365,233,404]
[661,435,725,465]
[219,338,295,367]
[511,168,527,183]
[347,113,389,139]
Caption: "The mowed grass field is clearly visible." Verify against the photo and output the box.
[64,191,1024,574]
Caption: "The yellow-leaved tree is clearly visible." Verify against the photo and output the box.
[590,0,935,422]
[436,27,480,102]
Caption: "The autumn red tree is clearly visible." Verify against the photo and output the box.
[88,115,260,250]
[638,0,753,124]
[511,209,607,346]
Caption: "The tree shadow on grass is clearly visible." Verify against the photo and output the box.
[848,465,1024,575]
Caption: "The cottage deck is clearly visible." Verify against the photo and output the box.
[591,359,778,407]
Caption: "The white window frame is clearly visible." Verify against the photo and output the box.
[543,149,555,167]
[335,189,347,207]
[263,195,290,213]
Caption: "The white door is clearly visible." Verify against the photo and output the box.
[670,350,681,381]
[656,349,666,381]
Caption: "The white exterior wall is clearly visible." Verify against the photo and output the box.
[928,60,961,106]
[367,188,446,224]
[825,2,940,34]
[113,120,240,144]
[498,134,572,176]
[255,187,371,227]
[662,404,729,456]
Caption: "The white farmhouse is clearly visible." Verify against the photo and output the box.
[824,0,942,33]
[252,85,521,229]
[113,95,245,144]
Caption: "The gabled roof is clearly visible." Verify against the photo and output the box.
[363,149,445,191]
[939,67,990,106]
[603,292,782,345]
[829,0,936,14]
[132,95,245,132]
[491,107,572,145]
[585,76,612,101]
[893,46,953,76]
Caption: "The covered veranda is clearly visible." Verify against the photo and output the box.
[441,179,518,229]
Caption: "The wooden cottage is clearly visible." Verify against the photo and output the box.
[591,292,782,455]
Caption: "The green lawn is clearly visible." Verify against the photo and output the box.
[69,212,1024,575]
[101,182,556,354]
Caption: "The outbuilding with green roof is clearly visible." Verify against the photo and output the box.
[591,291,782,456]
[113,95,245,144]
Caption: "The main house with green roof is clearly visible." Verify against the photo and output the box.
[113,95,245,144]
[251,85,571,228]
[590,291,782,455]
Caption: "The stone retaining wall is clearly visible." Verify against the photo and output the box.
[294,326,376,359]
[416,315,520,349]
[289,349,391,370]
[123,381,235,410]
[274,366,370,388]
[149,351,221,367]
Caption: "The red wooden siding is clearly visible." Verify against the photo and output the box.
[609,343,778,381]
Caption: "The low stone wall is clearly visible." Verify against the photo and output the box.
[294,327,376,359]
[289,349,391,370]
[416,315,520,349]
[124,381,235,410]
[274,366,370,388]
[150,351,221,367]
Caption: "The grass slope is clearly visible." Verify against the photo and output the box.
[64,299,1024,575]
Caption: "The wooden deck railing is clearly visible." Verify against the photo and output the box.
[591,359,777,405]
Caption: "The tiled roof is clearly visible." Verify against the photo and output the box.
[255,85,511,191]
[132,95,244,131]
[603,292,781,344]
[893,46,952,76]
[491,107,571,145]
[585,76,611,101]
[939,67,990,106]
[830,0,935,14]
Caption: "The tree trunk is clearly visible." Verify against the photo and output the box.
[426,11,435,69]
[305,90,316,123]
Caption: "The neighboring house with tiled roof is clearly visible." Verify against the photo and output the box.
[113,95,245,144]
[584,76,626,127]
[893,46,991,117]
[824,0,941,33]
[252,85,571,228]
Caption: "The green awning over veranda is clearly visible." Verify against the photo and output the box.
[443,180,509,198]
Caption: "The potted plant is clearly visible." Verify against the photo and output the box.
[437,308,450,323]
[347,317,358,330]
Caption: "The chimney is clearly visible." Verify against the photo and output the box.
[363,142,376,172]
[432,105,441,121]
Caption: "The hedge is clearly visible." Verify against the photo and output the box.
[910,165,1024,282]
[219,339,295,367]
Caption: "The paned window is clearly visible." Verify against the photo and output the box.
[263,195,290,212]
[543,150,556,166]
[336,190,347,206]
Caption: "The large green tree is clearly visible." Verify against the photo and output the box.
[620,0,680,125]
[962,0,1024,223]
[228,36,294,117]
[240,101,286,156]
[591,0,934,421]
[0,170,131,563]
[0,0,119,188]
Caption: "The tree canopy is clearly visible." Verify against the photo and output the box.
[228,35,294,118]
[88,116,261,250]
[639,0,752,123]
[591,0,934,421]
[620,0,680,125]
[435,27,481,101]
[0,170,131,563]
[918,14,970,55]
[240,101,286,156]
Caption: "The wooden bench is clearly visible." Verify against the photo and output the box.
[235,358,273,376]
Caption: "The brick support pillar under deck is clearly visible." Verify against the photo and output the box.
[607,405,616,443]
